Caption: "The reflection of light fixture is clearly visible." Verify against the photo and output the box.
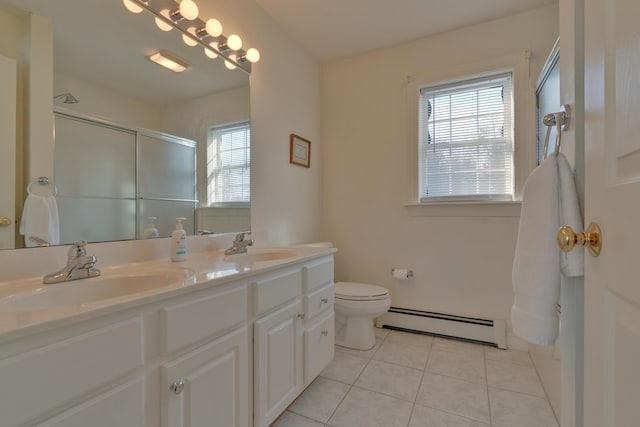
[122,0,144,13]
[182,27,198,46]
[124,0,259,73]
[204,43,218,59]
[155,9,173,31]
[224,55,237,70]
[148,50,190,72]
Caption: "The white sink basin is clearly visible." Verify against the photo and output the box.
[224,248,297,264]
[0,268,193,312]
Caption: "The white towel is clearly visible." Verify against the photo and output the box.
[19,194,60,247]
[511,152,583,345]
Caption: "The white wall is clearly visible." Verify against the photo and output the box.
[53,74,162,130]
[321,4,559,349]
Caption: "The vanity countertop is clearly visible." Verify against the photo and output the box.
[0,245,336,342]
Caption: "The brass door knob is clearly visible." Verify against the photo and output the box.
[557,222,602,257]
[0,217,11,227]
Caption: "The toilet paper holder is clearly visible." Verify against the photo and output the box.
[391,268,414,279]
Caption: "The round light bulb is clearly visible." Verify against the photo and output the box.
[122,0,143,13]
[226,34,242,51]
[245,48,260,63]
[179,0,199,20]
[204,44,218,59]
[182,27,198,47]
[155,10,173,31]
[224,60,237,70]
[205,18,222,37]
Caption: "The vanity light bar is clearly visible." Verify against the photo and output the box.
[126,0,259,73]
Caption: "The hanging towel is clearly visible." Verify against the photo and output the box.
[19,194,60,247]
[511,152,583,345]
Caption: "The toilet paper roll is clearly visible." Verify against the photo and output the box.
[392,268,410,280]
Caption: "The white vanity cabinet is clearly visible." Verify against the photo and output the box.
[0,252,335,427]
[252,258,335,427]
[0,316,146,427]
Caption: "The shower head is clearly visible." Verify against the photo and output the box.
[53,93,79,104]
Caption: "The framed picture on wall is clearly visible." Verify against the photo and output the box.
[289,134,311,168]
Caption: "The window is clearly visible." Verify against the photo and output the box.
[419,72,514,202]
[207,122,250,205]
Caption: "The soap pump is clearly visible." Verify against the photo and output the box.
[142,217,159,239]
[170,217,187,262]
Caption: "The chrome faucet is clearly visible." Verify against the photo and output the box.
[224,232,254,255]
[43,241,101,284]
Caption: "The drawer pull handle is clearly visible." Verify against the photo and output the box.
[321,330,329,336]
[170,380,185,395]
[297,312,306,319]
[321,298,329,304]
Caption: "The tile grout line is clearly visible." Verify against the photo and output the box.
[525,351,560,426]
[482,346,495,427]
[322,338,383,426]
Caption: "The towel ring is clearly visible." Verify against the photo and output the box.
[542,105,571,160]
[27,176,58,196]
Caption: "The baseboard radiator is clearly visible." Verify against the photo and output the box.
[375,307,507,349]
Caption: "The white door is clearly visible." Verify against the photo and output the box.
[583,0,640,424]
[0,54,17,249]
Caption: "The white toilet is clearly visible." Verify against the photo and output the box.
[334,282,391,350]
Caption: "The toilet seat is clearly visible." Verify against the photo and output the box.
[335,282,389,301]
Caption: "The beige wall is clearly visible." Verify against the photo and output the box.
[321,4,559,348]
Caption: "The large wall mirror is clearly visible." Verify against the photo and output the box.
[0,0,251,250]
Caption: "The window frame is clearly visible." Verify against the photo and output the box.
[404,56,532,217]
[418,71,515,203]
[206,121,251,208]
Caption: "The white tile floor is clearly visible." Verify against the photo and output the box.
[271,328,558,427]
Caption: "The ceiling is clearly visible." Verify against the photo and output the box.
[255,0,558,62]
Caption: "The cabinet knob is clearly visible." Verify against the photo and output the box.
[321,330,329,336]
[170,380,185,395]
[320,298,329,304]
[297,312,306,319]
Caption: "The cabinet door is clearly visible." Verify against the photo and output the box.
[304,312,335,386]
[162,326,249,427]
[254,298,303,427]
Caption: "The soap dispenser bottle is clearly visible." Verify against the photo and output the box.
[142,217,159,239]
[170,217,187,262]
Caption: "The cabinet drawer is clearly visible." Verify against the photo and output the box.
[303,312,335,385]
[0,317,143,427]
[37,379,144,427]
[252,269,302,316]
[304,283,334,320]
[162,284,247,355]
[302,258,334,292]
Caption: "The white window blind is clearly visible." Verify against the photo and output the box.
[207,122,250,205]
[419,72,514,201]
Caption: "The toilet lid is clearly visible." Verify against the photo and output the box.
[334,282,389,301]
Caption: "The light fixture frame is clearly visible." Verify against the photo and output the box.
[130,0,251,73]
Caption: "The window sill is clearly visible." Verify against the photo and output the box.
[404,200,521,217]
